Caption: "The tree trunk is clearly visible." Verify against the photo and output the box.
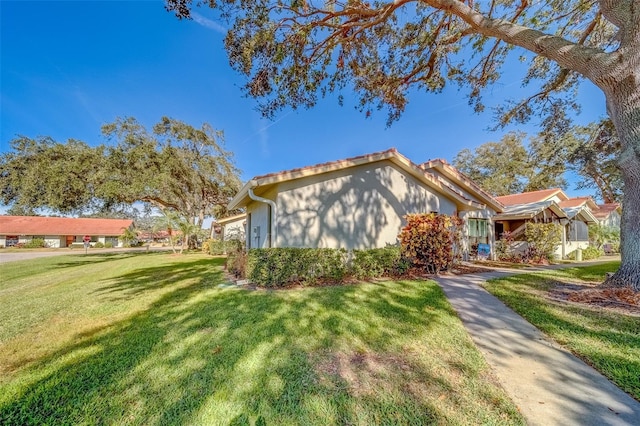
[601,79,640,291]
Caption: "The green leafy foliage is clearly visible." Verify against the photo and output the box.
[204,238,244,256]
[0,137,105,215]
[454,132,544,196]
[495,231,523,263]
[93,242,105,248]
[588,225,620,250]
[119,228,138,248]
[240,246,410,286]
[226,249,247,279]
[568,119,622,203]
[247,248,348,287]
[23,238,46,249]
[0,118,241,226]
[566,246,603,261]
[165,0,619,129]
[524,222,562,263]
[398,213,464,274]
[350,246,409,279]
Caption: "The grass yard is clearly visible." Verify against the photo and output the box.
[0,252,523,425]
[483,262,640,401]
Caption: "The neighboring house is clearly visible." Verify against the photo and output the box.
[227,149,501,257]
[0,216,134,248]
[558,197,599,252]
[593,203,622,228]
[211,213,246,242]
[137,230,176,244]
[494,189,599,258]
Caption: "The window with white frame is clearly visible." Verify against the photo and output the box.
[468,218,489,244]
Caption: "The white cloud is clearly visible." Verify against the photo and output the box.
[191,12,226,34]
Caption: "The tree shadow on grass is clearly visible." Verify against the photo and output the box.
[40,252,159,270]
[92,256,226,300]
[0,260,517,425]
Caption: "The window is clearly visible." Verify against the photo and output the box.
[468,218,489,244]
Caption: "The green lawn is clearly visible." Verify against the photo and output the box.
[483,262,640,401]
[0,252,523,425]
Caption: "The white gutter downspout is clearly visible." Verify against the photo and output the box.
[248,185,277,248]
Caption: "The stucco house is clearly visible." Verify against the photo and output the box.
[211,213,246,242]
[494,189,598,258]
[0,216,134,248]
[227,149,502,257]
[593,203,622,228]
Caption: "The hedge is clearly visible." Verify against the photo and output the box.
[351,247,409,279]
[203,239,244,255]
[247,248,348,287]
[243,246,410,287]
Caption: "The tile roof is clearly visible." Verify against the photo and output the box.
[229,148,486,211]
[0,216,133,236]
[593,203,621,219]
[495,188,567,206]
[558,197,591,208]
[421,158,504,212]
[252,148,399,180]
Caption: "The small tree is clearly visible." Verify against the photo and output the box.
[119,227,137,248]
[589,224,620,250]
[524,223,562,264]
[398,213,464,274]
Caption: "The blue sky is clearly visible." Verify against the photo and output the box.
[2,0,607,198]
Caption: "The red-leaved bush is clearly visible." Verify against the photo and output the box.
[398,213,464,274]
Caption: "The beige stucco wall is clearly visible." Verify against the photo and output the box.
[246,202,271,249]
[600,212,621,228]
[222,217,246,241]
[267,161,457,249]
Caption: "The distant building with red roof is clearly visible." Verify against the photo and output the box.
[494,189,601,258]
[0,216,133,248]
[593,203,622,228]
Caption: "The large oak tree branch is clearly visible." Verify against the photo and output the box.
[420,0,615,85]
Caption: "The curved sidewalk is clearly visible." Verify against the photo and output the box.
[436,271,640,426]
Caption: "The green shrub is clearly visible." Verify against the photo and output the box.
[205,239,245,255]
[350,246,409,279]
[566,246,603,261]
[398,213,464,274]
[226,250,248,278]
[104,242,114,248]
[495,231,523,262]
[93,242,105,248]
[247,248,348,287]
[209,239,226,255]
[524,222,562,263]
[24,238,46,248]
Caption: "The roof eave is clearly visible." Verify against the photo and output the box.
[425,161,504,212]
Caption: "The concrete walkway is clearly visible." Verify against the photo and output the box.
[436,270,640,425]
